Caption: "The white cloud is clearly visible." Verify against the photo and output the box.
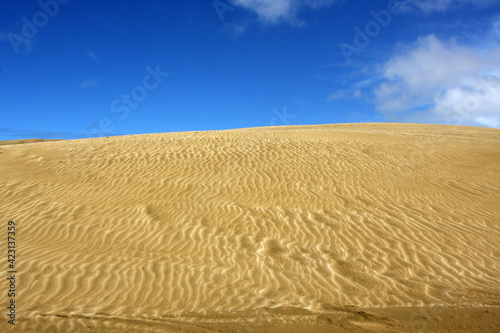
[373,34,500,128]
[230,0,336,25]
[327,89,362,101]
[383,36,486,92]
[430,76,500,127]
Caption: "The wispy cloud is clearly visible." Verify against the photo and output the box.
[0,127,84,140]
[80,79,98,89]
[327,89,362,101]
[221,21,250,38]
[326,77,375,100]
[230,0,337,25]
[85,49,99,62]
[400,0,498,14]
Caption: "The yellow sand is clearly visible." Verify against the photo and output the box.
[1,123,499,332]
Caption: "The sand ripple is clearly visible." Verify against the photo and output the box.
[1,123,499,331]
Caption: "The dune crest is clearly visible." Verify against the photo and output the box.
[1,123,499,332]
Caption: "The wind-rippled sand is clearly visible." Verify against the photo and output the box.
[1,123,499,332]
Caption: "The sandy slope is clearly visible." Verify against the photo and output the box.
[0,123,499,332]
[0,139,62,146]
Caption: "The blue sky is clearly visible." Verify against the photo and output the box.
[1,0,499,140]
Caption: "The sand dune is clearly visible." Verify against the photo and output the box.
[0,139,61,146]
[1,123,499,332]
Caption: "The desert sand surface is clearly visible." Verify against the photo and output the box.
[1,123,499,332]
[0,139,62,146]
